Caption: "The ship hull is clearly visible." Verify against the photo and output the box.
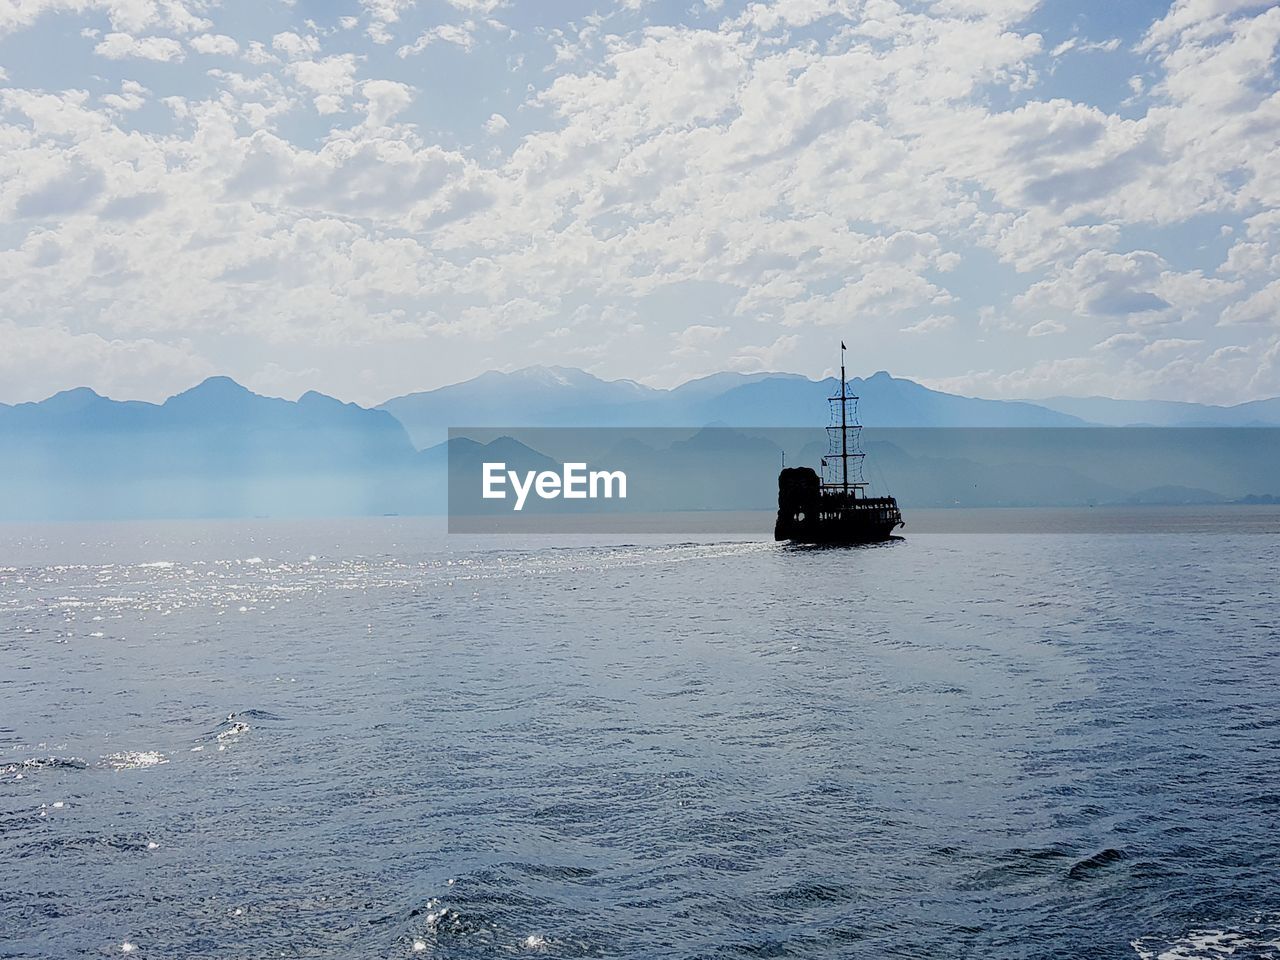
[774,467,903,544]
[775,516,901,544]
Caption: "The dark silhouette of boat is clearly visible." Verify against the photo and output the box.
[774,343,904,544]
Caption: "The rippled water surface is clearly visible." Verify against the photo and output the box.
[2,516,1278,959]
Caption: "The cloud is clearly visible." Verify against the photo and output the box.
[272,31,320,60]
[902,314,956,334]
[189,33,239,56]
[361,0,416,43]
[94,32,185,61]
[1220,279,1280,325]
[729,335,799,372]
[1015,250,1239,325]
[1050,37,1121,57]
[926,335,1279,405]
[445,0,504,11]
[397,23,477,57]
[99,191,164,220]
[1140,337,1204,357]
[0,0,1279,404]
[286,54,360,112]
[224,131,472,219]
[0,320,214,403]
[100,79,149,112]
[1140,0,1276,52]
[1,0,210,37]
[10,156,106,218]
[672,323,729,355]
[359,79,414,129]
[1094,332,1146,353]
[1028,318,1066,337]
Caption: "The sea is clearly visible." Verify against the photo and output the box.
[2,509,1278,959]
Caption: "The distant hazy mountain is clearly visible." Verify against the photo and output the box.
[380,366,1085,448]
[1032,395,1280,427]
[379,366,658,444]
[692,371,1084,429]
[0,377,432,520]
[5,370,1279,521]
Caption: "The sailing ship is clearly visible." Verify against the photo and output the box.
[774,343,904,544]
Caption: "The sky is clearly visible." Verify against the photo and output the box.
[0,0,1278,406]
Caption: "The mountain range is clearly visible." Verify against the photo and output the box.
[378,367,1087,447]
[1029,394,1280,427]
[0,377,425,520]
[379,366,1280,446]
[2,367,1278,520]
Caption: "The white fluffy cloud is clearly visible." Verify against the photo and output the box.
[397,22,477,56]
[286,54,360,112]
[672,323,729,356]
[0,320,214,400]
[188,33,239,56]
[0,0,1278,403]
[361,0,417,43]
[1,0,210,36]
[94,32,185,61]
[1015,250,1240,323]
[272,31,320,60]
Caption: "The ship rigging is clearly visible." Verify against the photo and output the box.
[774,343,905,544]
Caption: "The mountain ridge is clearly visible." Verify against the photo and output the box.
[0,377,423,520]
[5,369,1279,521]
[13,368,1280,430]
[1031,393,1280,427]
[377,366,1093,448]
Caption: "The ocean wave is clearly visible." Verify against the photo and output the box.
[1067,847,1127,880]
[3,756,88,780]
[189,709,284,752]
[100,751,170,771]
[1132,915,1280,959]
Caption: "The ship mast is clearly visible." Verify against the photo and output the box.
[840,341,849,498]
[823,340,867,499]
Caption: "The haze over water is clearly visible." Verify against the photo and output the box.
[2,514,1278,959]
